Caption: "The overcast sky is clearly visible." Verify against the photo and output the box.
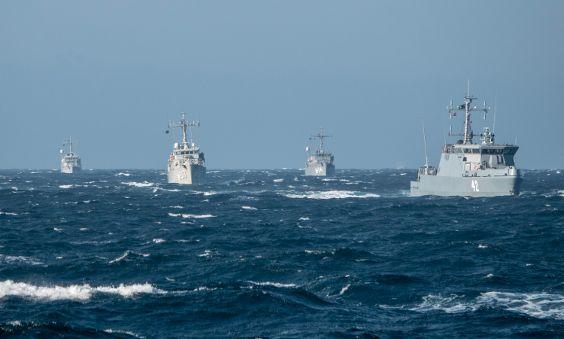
[1,0,563,169]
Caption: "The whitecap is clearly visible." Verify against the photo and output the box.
[478,244,488,249]
[115,172,131,177]
[407,291,564,320]
[298,216,310,221]
[109,250,150,264]
[58,184,73,189]
[0,211,18,216]
[53,227,63,232]
[241,206,258,211]
[152,238,165,244]
[104,329,144,339]
[192,286,217,292]
[248,281,297,288]
[0,254,43,266]
[273,178,284,183]
[339,284,351,295]
[168,212,216,219]
[197,250,212,257]
[282,190,380,200]
[0,280,164,301]
[121,181,154,188]
[477,291,564,320]
[410,294,475,313]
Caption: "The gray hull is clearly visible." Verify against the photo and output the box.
[167,160,206,185]
[61,159,81,174]
[305,163,335,177]
[61,165,81,174]
[410,175,521,197]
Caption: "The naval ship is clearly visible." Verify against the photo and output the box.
[305,128,335,176]
[166,113,206,185]
[59,137,82,174]
[410,86,521,197]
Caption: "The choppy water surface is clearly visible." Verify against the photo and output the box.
[0,169,563,337]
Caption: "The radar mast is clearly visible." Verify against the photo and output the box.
[447,81,490,144]
[309,127,332,154]
[168,113,200,147]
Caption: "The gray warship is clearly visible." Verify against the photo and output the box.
[166,113,206,185]
[410,86,521,197]
[59,137,82,174]
[305,128,335,177]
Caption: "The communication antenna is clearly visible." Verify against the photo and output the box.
[492,92,497,134]
[167,112,200,146]
[422,123,429,168]
[447,82,490,144]
[309,127,332,153]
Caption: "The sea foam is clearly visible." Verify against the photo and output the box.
[0,280,164,301]
[282,190,380,200]
[409,291,564,320]
[121,181,154,188]
[168,213,216,219]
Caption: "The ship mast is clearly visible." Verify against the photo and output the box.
[309,127,331,153]
[448,82,489,144]
[169,113,200,147]
[62,137,76,156]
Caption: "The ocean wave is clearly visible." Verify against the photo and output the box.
[193,190,217,196]
[0,254,43,266]
[407,291,564,320]
[168,212,216,219]
[121,181,154,188]
[477,291,564,320]
[0,280,165,301]
[409,294,475,314]
[248,281,297,288]
[339,284,351,295]
[109,250,150,264]
[104,328,145,338]
[241,205,258,211]
[281,190,380,200]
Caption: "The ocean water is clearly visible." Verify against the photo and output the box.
[0,169,562,337]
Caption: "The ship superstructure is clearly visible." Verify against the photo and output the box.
[166,113,206,184]
[410,85,521,196]
[60,137,82,174]
[305,128,335,177]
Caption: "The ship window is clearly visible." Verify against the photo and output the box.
[463,157,467,161]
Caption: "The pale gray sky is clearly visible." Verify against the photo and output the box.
[1,1,563,169]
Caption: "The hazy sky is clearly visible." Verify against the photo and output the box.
[1,1,563,169]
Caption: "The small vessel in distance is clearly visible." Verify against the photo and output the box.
[60,137,82,174]
[305,128,335,177]
[410,85,521,197]
[166,113,206,185]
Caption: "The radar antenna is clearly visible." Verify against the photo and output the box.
[62,137,77,155]
[309,127,332,153]
[447,82,490,144]
[167,112,200,146]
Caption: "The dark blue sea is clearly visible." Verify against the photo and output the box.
[0,169,563,337]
